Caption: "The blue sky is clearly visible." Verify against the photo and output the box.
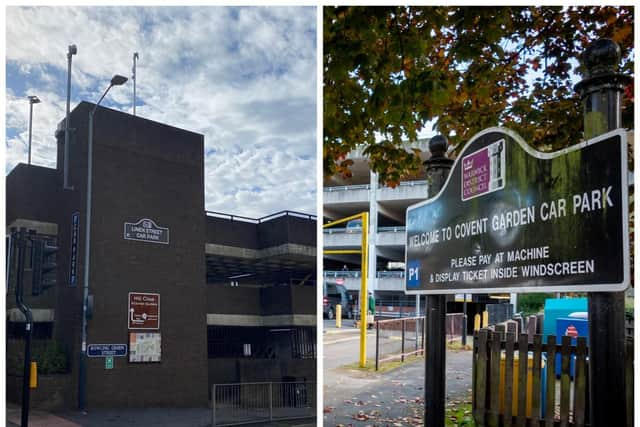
[5,6,317,217]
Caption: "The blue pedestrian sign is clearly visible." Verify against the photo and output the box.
[69,212,80,287]
[87,344,127,357]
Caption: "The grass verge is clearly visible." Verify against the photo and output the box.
[445,401,475,426]
[340,341,472,373]
[341,353,424,373]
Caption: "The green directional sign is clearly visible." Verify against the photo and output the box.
[105,356,114,370]
[405,128,629,295]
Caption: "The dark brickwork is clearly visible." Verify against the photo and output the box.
[82,104,207,408]
[7,103,208,408]
[6,101,316,409]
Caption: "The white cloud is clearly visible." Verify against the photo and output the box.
[6,90,65,172]
[5,6,317,217]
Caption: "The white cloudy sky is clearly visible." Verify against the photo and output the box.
[5,6,317,218]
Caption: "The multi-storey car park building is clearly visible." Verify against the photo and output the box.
[323,139,497,319]
[6,102,316,409]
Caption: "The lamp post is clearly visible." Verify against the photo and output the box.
[574,38,630,427]
[64,44,77,190]
[27,95,40,165]
[422,135,454,427]
[78,74,128,412]
[132,52,139,116]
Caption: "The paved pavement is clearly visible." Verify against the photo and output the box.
[6,403,315,427]
[323,321,377,371]
[323,326,474,427]
[323,318,358,332]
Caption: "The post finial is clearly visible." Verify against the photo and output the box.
[428,135,448,159]
[582,38,621,79]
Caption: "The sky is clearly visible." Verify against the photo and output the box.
[5,6,317,218]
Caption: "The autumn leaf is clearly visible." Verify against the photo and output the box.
[324,6,634,185]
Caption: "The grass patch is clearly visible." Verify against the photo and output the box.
[340,341,471,372]
[447,341,473,351]
[341,353,424,373]
[445,401,475,426]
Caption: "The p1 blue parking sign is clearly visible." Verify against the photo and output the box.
[407,260,421,288]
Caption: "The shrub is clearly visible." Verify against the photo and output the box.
[34,341,68,374]
[517,293,553,316]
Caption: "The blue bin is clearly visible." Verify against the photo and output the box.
[555,317,589,377]
[543,298,587,343]
[540,355,547,418]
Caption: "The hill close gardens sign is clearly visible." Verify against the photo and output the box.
[405,128,629,295]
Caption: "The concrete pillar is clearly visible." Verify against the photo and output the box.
[368,171,378,294]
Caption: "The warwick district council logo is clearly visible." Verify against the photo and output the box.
[461,139,506,201]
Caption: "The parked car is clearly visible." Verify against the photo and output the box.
[323,281,353,319]
[345,219,362,233]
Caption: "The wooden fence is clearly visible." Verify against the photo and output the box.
[473,328,634,427]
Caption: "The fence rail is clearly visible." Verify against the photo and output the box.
[323,270,406,279]
[324,184,370,192]
[206,210,316,223]
[373,313,466,370]
[375,316,425,370]
[212,381,316,426]
[473,329,589,427]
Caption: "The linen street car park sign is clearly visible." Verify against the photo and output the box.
[124,218,169,244]
[405,128,629,295]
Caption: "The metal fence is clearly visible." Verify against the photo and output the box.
[323,270,361,278]
[206,210,316,223]
[375,316,425,370]
[446,312,465,343]
[374,313,467,370]
[212,382,316,426]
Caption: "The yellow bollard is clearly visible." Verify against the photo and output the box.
[336,304,342,328]
[482,310,489,328]
[474,313,481,331]
[29,361,37,389]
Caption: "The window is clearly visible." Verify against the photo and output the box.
[291,327,316,359]
[6,321,53,339]
[207,326,274,358]
[207,326,317,360]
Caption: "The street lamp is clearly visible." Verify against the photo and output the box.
[132,52,139,116]
[78,74,127,412]
[64,44,77,190]
[27,95,40,165]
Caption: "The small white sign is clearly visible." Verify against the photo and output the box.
[124,218,169,244]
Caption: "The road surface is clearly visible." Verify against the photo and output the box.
[323,322,473,426]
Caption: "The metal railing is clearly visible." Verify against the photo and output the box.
[323,227,357,234]
[377,270,405,278]
[323,270,405,279]
[445,312,465,343]
[212,381,316,426]
[324,184,370,192]
[324,270,361,278]
[375,316,425,370]
[324,226,407,234]
[374,313,467,370]
[397,179,428,187]
[206,210,316,224]
[324,180,428,193]
[377,226,406,232]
